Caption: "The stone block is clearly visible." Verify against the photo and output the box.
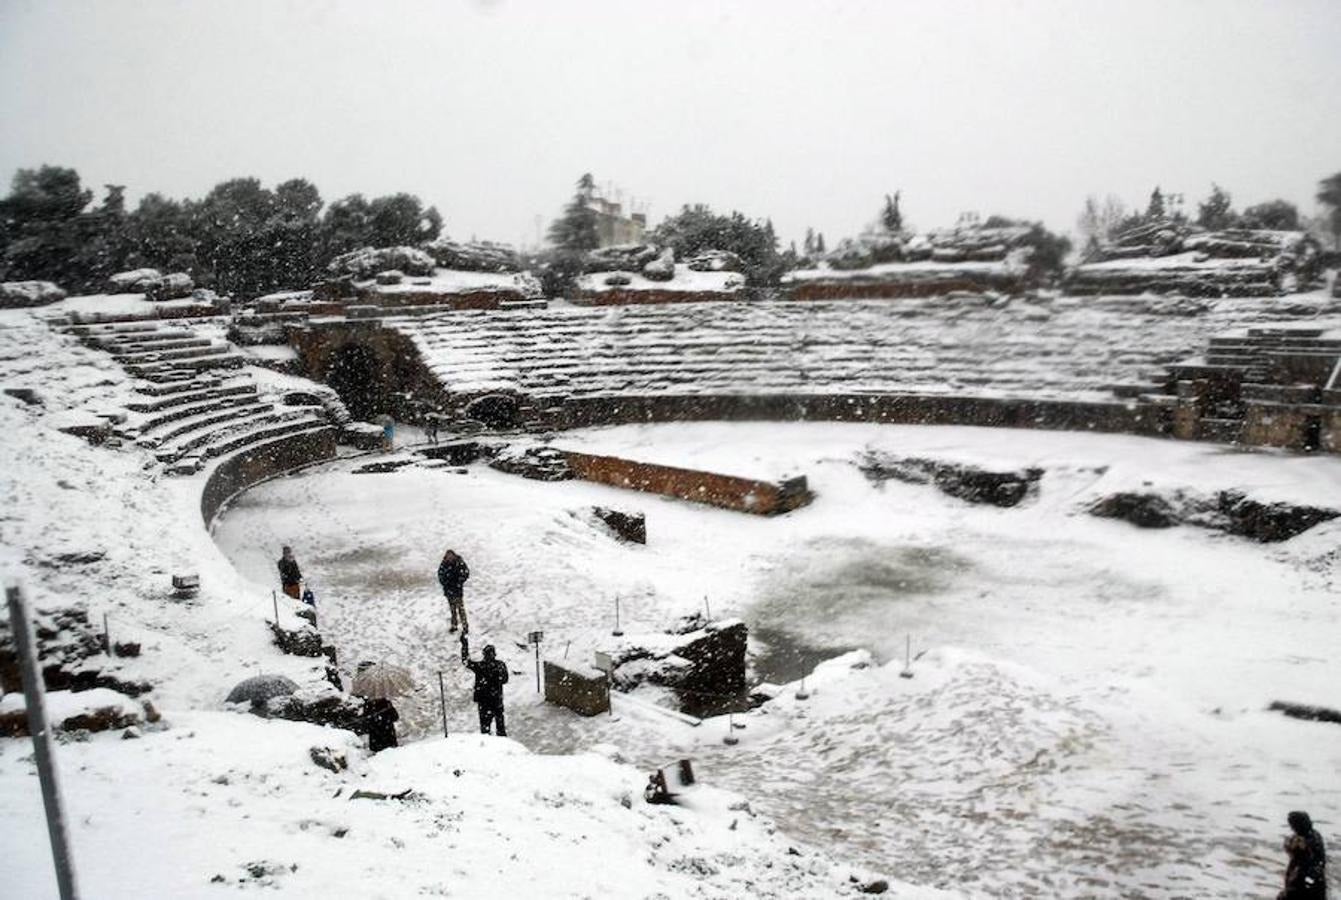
[592,507,646,543]
[1241,401,1317,450]
[543,661,610,716]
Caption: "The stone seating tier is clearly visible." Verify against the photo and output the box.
[60,319,339,475]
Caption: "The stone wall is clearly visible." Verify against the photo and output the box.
[545,393,1164,438]
[1240,401,1322,451]
[785,277,1022,301]
[542,661,610,716]
[201,428,337,524]
[563,450,812,516]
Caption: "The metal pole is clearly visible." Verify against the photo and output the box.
[704,595,711,620]
[271,590,279,624]
[102,612,109,656]
[6,582,81,900]
[437,671,448,737]
[534,643,541,693]
[612,595,622,637]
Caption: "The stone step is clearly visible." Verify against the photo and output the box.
[139,398,270,442]
[126,382,256,413]
[153,407,285,458]
[125,353,245,379]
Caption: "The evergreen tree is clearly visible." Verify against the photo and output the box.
[1146,187,1165,220]
[815,232,826,254]
[1315,172,1341,249]
[547,173,600,252]
[1196,183,1237,230]
[881,191,902,233]
[0,165,93,284]
[803,227,815,256]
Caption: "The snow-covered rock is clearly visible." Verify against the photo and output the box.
[144,271,194,301]
[327,246,436,279]
[422,237,521,272]
[0,280,66,308]
[642,247,675,281]
[106,268,162,294]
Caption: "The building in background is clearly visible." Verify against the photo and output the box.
[589,190,647,247]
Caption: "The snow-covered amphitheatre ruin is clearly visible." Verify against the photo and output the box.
[2,210,1338,899]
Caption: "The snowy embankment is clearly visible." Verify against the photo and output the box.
[1,311,912,899]
[1,713,915,899]
[213,421,1341,897]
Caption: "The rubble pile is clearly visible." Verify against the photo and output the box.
[1068,223,1321,297]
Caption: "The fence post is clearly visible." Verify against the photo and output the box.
[6,581,81,900]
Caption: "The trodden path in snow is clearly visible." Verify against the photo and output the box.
[212,423,1341,898]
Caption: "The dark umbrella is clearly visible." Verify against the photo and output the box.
[226,674,299,706]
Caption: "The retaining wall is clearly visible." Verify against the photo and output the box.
[544,393,1166,437]
[201,428,337,524]
[785,276,1024,301]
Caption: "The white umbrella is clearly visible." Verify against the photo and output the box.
[350,662,415,699]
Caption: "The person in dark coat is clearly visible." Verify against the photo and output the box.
[437,549,470,634]
[1280,810,1328,899]
[460,634,508,736]
[363,697,400,753]
[277,546,302,600]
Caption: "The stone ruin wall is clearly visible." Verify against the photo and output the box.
[563,450,812,516]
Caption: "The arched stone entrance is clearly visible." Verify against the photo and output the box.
[326,343,384,420]
[464,393,522,429]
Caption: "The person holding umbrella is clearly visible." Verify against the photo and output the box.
[460,634,508,737]
[351,660,414,753]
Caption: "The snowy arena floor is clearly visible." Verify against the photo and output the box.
[212,422,1341,897]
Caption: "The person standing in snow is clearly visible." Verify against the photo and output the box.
[363,697,400,753]
[437,548,470,634]
[460,634,508,736]
[1279,810,1327,899]
[424,411,440,445]
[277,545,302,600]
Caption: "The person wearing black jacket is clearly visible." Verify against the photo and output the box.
[437,549,470,634]
[460,634,508,736]
[1280,810,1328,899]
[277,546,302,599]
[363,697,399,753]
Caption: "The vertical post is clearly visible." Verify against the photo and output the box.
[612,595,623,637]
[723,712,739,746]
[436,671,448,738]
[703,595,711,620]
[534,642,541,693]
[271,590,279,625]
[6,582,81,900]
[101,612,109,656]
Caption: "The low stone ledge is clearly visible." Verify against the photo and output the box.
[543,661,610,716]
[563,450,811,516]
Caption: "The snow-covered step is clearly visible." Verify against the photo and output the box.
[138,399,271,445]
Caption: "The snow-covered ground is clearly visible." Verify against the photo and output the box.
[212,422,1341,897]
[0,310,925,899]
[365,267,542,298]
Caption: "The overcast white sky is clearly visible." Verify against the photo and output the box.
[2,0,1338,248]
